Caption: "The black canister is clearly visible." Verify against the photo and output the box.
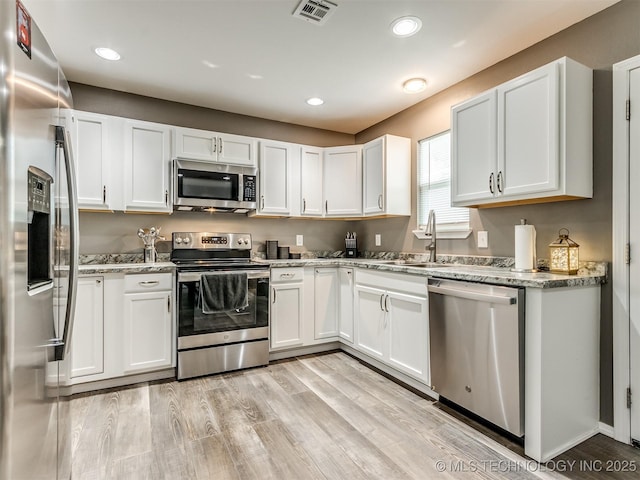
[277,246,290,259]
[266,240,278,259]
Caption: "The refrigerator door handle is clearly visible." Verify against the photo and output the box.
[54,125,79,361]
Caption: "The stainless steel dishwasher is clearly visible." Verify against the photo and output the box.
[428,277,524,437]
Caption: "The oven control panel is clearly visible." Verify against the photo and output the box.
[172,232,252,250]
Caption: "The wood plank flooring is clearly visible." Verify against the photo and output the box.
[66,352,640,479]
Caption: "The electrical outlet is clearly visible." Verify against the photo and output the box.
[296,234,303,246]
[478,231,489,249]
[375,234,381,246]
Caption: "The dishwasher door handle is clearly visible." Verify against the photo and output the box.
[427,284,516,305]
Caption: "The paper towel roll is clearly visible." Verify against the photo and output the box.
[514,224,536,271]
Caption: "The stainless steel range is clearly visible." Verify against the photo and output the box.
[172,232,270,379]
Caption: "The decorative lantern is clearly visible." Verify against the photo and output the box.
[549,228,579,275]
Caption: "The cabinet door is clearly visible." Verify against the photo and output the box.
[300,146,324,216]
[270,283,304,349]
[124,120,172,212]
[314,268,339,339]
[258,141,290,215]
[173,127,217,162]
[387,291,429,383]
[73,112,111,210]
[497,62,560,198]
[451,91,497,206]
[218,132,257,167]
[70,277,104,378]
[354,285,385,360]
[122,290,172,373]
[339,268,354,343]
[324,146,362,217]
[363,137,385,214]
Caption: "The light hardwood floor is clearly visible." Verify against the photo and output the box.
[64,352,640,479]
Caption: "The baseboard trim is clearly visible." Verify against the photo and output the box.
[269,342,341,361]
[59,368,175,396]
[599,422,615,438]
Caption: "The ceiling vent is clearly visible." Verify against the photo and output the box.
[293,0,338,26]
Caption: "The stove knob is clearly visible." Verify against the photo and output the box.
[183,237,191,245]
[237,238,243,245]
[175,237,183,244]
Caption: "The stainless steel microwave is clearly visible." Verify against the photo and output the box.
[173,159,257,213]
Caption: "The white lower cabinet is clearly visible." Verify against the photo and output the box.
[270,268,305,349]
[354,270,430,384]
[62,272,174,389]
[338,268,354,343]
[122,273,173,373]
[70,276,105,378]
[314,268,339,339]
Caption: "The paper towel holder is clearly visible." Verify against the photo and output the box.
[511,219,538,273]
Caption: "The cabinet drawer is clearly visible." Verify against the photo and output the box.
[270,267,304,283]
[355,269,427,297]
[124,272,172,292]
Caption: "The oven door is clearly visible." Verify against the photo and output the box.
[177,269,269,349]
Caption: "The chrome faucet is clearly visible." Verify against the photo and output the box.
[425,209,436,262]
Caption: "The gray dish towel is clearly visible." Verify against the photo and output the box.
[199,273,249,314]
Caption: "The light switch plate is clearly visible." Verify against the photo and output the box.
[296,235,303,246]
[375,234,381,246]
[478,231,488,249]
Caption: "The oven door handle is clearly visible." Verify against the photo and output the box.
[178,270,270,282]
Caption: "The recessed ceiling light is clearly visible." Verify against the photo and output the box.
[402,78,427,93]
[202,60,218,69]
[94,47,120,61]
[391,16,422,37]
[247,74,263,80]
[306,97,324,106]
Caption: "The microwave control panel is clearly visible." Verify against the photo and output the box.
[243,175,257,202]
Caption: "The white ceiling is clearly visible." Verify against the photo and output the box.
[24,0,618,134]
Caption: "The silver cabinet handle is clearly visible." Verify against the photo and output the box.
[103,185,107,204]
[218,137,223,154]
[212,137,217,154]
[497,171,503,193]
[325,200,328,214]
[165,189,168,206]
[261,195,265,210]
[139,280,160,287]
[378,194,383,210]
[96,279,101,285]
[385,294,390,312]
[280,273,294,278]
[302,198,306,213]
[272,287,277,303]
[489,173,495,194]
[379,293,385,311]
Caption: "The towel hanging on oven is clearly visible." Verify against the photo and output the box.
[199,272,249,313]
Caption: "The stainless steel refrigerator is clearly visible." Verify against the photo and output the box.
[1,1,79,478]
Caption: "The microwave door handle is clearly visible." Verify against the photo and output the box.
[54,126,79,361]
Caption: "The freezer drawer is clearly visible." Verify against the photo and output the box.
[428,278,524,437]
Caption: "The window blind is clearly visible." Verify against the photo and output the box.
[417,131,469,229]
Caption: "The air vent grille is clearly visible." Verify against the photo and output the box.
[293,0,338,25]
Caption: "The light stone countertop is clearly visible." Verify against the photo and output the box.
[259,258,606,289]
[77,253,606,289]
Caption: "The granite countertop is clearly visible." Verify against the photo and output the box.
[78,253,176,275]
[79,252,606,288]
[260,256,607,289]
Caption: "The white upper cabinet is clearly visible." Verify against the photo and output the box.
[258,140,291,215]
[71,111,120,211]
[362,135,411,216]
[299,146,324,216]
[323,145,363,217]
[173,126,257,167]
[123,120,172,213]
[451,57,592,207]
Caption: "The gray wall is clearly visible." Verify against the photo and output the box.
[72,0,640,426]
[354,0,640,426]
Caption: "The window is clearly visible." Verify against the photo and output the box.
[417,131,470,237]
